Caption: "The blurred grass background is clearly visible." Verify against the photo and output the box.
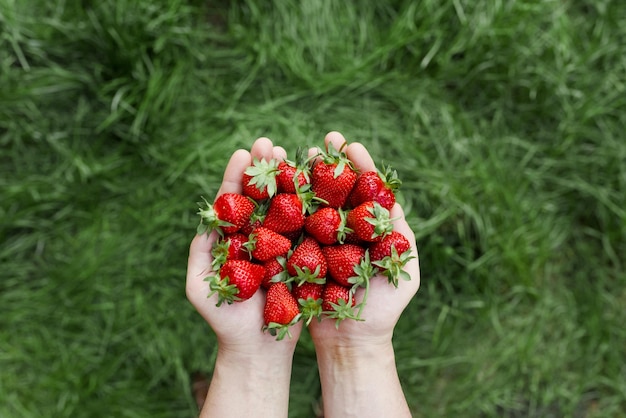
[1,0,625,417]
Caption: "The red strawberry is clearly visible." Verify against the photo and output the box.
[322,244,366,287]
[242,158,279,200]
[304,207,352,245]
[349,165,401,210]
[292,282,324,325]
[206,259,265,306]
[245,227,291,262]
[197,193,255,236]
[211,233,249,271]
[240,199,268,236]
[287,237,327,284]
[276,148,312,194]
[369,231,414,287]
[263,193,306,235]
[321,280,357,328]
[261,255,289,289]
[311,144,358,209]
[346,201,394,242]
[263,282,302,340]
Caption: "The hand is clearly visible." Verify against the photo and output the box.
[185,137,302,418]
[307,131,421,348]
[306,132,419,418]
[186,137,304,354]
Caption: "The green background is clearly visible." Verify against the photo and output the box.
[1,1,625,417]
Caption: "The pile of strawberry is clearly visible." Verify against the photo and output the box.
[197,143,413,340]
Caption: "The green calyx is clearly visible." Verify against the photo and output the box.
[268,256,289,284]
[244,158,280,198]
[196,196,234,237]
[372,245,415,287]
[347,251,377,291]
[379,163,402,191]
[298,297,323,326]
[296,183,328,214]
[321,141,357,179]
[325,293,361,330]
[349,251,377,320]
[365,202,395,240]
[289,146,316,185]
[205,274,241,307]
[336,208,353,244]
[242,231,259,254]
[210,237,232,272]
[292,265,326,286]
[263,313,302,341]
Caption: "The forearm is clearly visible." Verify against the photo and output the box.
[201,347,294,418]
[315,341,411,418]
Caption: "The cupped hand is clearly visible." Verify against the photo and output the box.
[186,137,303,355]
[307,132,421,348]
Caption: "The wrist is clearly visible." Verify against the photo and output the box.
[314,337,395,372]
[314,340,411,418]
[310,320,395,354]
[201,343,295,418]
[216,338,297,370]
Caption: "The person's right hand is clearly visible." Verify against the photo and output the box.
[186,137,303,418]
[186,137,303,355]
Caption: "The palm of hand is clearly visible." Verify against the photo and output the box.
[187,230,304,351]
[308,242,420,345]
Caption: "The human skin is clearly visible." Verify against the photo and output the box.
[186,132,420,418]
[186,137,303,418]
[306,132,421,418]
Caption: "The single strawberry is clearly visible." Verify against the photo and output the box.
[211,233,249,271]
[242,158,279,200]
[244,227,291,262]
[276,147,312,194]
[311,143,358,209]
[206,259,265,306]
[261,255,289,289]
[292,282,324,325]
[197,193,255,236]
[304,207,352,245]
[346,201,394,242]
[349,165,401,210]
[263,282,302,340]
[321,280,358,328]
[369,231,414,287]
[263,193,305,235]
[287,236,327,285]
[322,244,366,287]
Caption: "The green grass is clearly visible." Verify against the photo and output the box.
[1,0,625,417]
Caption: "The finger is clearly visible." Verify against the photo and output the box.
[187,231,219,276]
[346,142,376,172]
[216,149,251,197]
[389,204,417,247]
[250,137,274,162]
[186,231,219,301]
[324,131,348,152]
[273,145,287,161]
